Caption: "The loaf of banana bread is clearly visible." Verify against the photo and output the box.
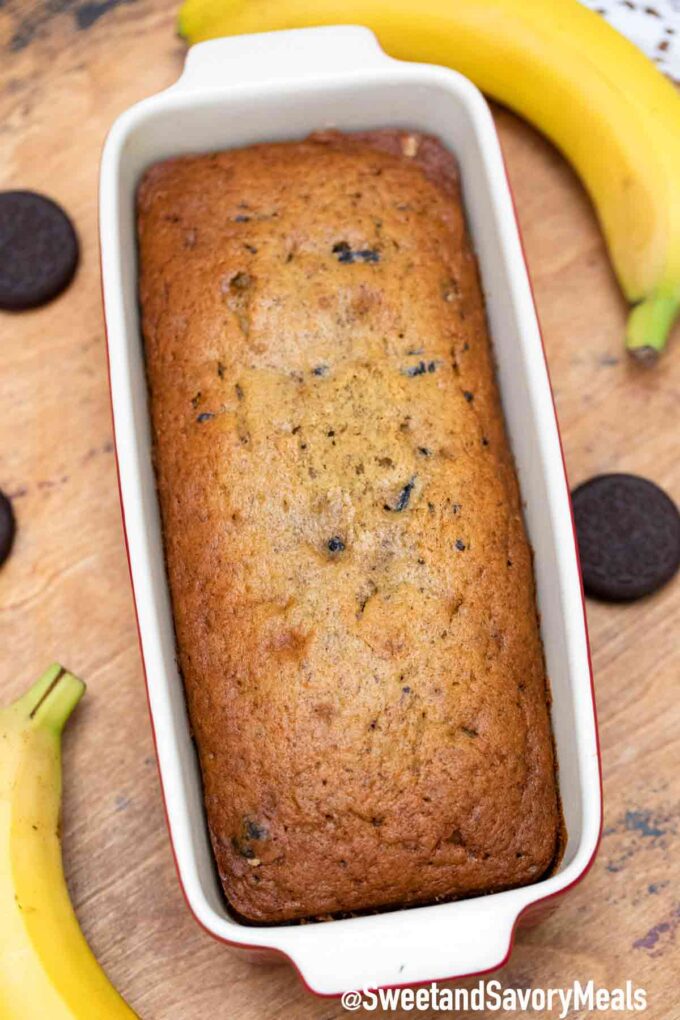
[137,130,561,923]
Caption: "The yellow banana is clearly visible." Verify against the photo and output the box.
[179,0,680,360]
[0,665,138,1019]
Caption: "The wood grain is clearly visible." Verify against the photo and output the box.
[0,2,678,1017]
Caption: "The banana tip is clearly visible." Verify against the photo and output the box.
[627,344,659,366]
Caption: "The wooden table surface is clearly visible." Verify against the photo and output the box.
[1,2,678,1017]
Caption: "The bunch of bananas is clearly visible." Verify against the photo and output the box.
[179,0,680,360]
[0,666,137,1019]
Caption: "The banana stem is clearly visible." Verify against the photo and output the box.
[626,288,680,363]
[12,664,86,734]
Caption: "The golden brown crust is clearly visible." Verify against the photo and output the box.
[137,130,560,923]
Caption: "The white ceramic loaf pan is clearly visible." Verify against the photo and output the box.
[99,26,602,996]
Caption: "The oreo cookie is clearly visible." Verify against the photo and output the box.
[572,473,680,601]
[0,191,79,310]
[0,490,16,568]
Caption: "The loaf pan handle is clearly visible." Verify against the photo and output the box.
[173,26,393,92]
[279,897,529,996]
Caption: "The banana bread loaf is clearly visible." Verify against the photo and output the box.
[137,130,561,923]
